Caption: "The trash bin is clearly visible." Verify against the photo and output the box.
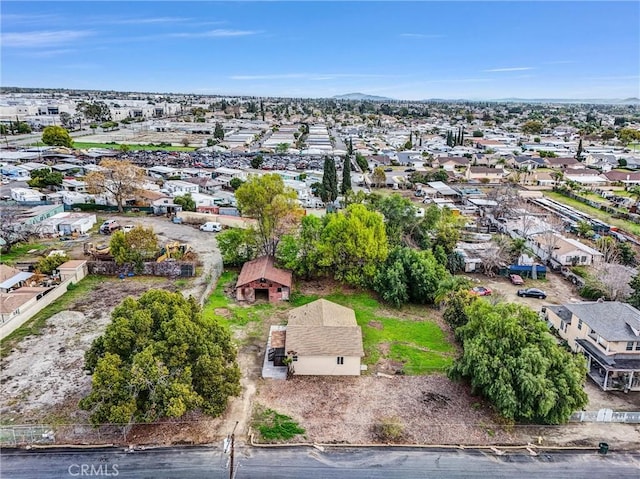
[598,442,609,454]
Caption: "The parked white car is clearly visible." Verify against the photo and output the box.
[200,221,222,232]
[122,225,135,233]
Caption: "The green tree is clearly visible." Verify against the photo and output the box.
[174,193,196,212]
[214,122,225,140]
[449,301,588,424]
[26,168,63,189]
[355,152,368,171]
[341,155,352,195]
[472,130,484,138]
[618,128,640,146]
[80,290,240,427]
[235,174,303,256]
[628,273,640,309]
[229,177,245,191]
[617,242,636,266]
[216,228,259,266]
[322,156,339,202]
[109,226,158,269]
[276,215,324,279]
[78,101,111,122]
[374,246,448,307]
[318,204,388,287]
[576,138,583,161]
[250,154,264,170]
[42,125,73,147]
[275,143,290,154]
[36,253,70,274]
[369,194,417,246]
[442,289,477,338]
[371,166,387,188]
[575,220,594,239]
[521,120,544,135]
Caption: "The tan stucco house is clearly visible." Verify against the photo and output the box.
[545,301,640,392]
[285,299,364,376]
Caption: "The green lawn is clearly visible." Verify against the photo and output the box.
[0,242,47,265]
[544,191,640,236]
[202,271,274,329]
[291,291,454,374]
[0,275,106,358]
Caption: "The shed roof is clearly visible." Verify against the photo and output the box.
[236,255,292,289]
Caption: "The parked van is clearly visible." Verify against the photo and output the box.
[200,221,222,232]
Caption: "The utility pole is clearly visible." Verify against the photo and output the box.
[226,420,239,479]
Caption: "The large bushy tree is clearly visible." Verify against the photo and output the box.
[84,160,145,213]
[235,174,303,256]
[109,227,158,268]
[216,228,260,266]
[276,215,324,279]
[41,125,73,147]
[449,301,588,424]
[27,168,63,189]
[374,246,448,307]
[318,204,388,287]
[81,290,240,427]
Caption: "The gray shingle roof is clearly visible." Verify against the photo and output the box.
[565,302,640,341]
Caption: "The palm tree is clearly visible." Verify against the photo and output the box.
[551,170,564,186]
[509,237,533,264]
[433,276,472,309]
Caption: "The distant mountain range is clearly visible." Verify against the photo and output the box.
[332,92,639,105]
[332,93,395,101]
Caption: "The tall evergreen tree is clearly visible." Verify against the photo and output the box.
[260,100,265,121]
[341,155,352,195]
[347,137,353,155]
[322,156,339,203]
[576,138,583,161]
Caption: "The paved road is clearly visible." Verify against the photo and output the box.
[2,446,639,479]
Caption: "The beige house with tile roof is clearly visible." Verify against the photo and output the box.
[285,299,364,376]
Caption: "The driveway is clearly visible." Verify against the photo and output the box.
[467,270,580,310]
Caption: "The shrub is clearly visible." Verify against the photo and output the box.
[372,417,404,442]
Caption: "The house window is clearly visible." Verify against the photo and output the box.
[636,342,640,351]
[627,341,634,351]
[578,319,583,330]
[581,256,587,263]
[277,287,282,292]
[337,357,344,365]
[292,355,298,361]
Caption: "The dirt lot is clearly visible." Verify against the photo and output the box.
[0,215,223,429]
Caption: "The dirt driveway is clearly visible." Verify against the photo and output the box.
[467,270,580,310]
[0,214,224,428]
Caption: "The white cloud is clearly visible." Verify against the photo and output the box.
[170,29,260,38]
[22,48,77,58]
[114,17,191,25]
[483,67,535,72]
[1,30,93,48]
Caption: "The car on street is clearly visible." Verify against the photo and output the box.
[470,286,492,296]
[510,274,524,285]
[517,288,547,299]
[384,167,393,172]
[122,225,135,233]
[200,221,223,232]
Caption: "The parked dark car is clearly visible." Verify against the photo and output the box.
[517,288,547,299]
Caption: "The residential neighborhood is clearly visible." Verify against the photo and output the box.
[1,0,640,475]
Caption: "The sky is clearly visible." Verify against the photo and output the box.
[2,1,639,100]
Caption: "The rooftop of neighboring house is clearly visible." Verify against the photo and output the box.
[553,301,640,342]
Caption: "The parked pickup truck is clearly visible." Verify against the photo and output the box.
[560,267,586,287]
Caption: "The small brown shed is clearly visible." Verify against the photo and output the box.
[235,256,292,303]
